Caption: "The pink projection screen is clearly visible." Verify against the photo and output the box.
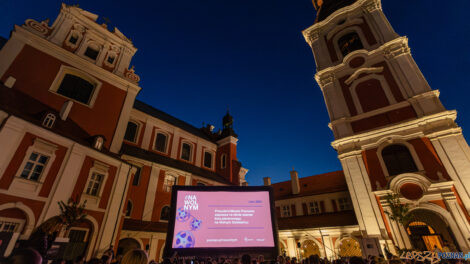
[166,186,277,253]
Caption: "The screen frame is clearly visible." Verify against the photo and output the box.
[163,185,279,259]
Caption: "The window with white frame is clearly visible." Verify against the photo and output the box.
[154,132,168,153]
[81,161,109,207]
[49,66,101,107]
[203,151,213,168]
[338,197,352,211]
[281,205,291,218]
[181,142,192,161]
[308,201,321,215]
[85,172,104,196]
[42,113,56,129]
[221,154,227,169]
[14,138,57,192]
[163,174,176,192]
[20,152,49,181]
[124,121,140,143]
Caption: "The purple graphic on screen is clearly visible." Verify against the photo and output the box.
[174,231,195,248]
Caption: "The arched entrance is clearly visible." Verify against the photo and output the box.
[337,238,362,257]
[406,209,458,251]
[301,240,321,258]
[117,238,141,257]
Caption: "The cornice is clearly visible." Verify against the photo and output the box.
[333,110,459,155]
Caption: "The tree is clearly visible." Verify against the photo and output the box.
[384,193,411,226]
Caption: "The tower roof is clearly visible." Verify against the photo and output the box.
[312,0,358,23]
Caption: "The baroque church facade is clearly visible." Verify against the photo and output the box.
[0,3,247,261]
[268,0,470,259]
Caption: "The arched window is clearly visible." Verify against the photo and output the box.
[125,200,133,217]
[124,121,139,143]
[382,144,418,176]
[338,32,364,57]
[42,113,56,128]
[181,142,192,161]
[57,74,96,104]
[155,133,168,153]
[221,154,227,169]
[160,206,170,221]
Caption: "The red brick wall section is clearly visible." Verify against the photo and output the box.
[125,165,151,219]
[351,106,417,133]
[452,187,470,223]
[216,142,238,184]
[276,206,281,218]
[151,170,171,221]
[375,195,393,242]
[0,208,27,219]
[428,200,448,211]
[362,149,387,191]
[141,238,149,251]
[71,156,117,210]
[0,133,68,199]
[0,45,127,149]
[355,79,390,112]
[408,138,451,181]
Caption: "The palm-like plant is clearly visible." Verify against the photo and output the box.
[384,193,411,225]
[38,198,87,235]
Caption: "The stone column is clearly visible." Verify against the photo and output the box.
[340,154,386,237]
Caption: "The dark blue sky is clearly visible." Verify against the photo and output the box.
[1,1,470,186]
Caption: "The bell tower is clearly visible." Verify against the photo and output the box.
[304,0,470,252]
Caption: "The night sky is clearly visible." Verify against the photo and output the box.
[1,1,469,186]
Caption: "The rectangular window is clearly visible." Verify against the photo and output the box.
[338,198,352,211]
[155,133,168,153]
[57,74,95,104]
[85,172,104,196]
[132,167,141,186]
[163,175,176,192]
[20,152,49,181]
[281,205,291,217]
[84,47,99,60]
[181,143,192,161]
[308,201,320,215]
[0,221,20,233]
[203,152,213,168]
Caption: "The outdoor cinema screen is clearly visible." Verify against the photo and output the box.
[166,186,277,252]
